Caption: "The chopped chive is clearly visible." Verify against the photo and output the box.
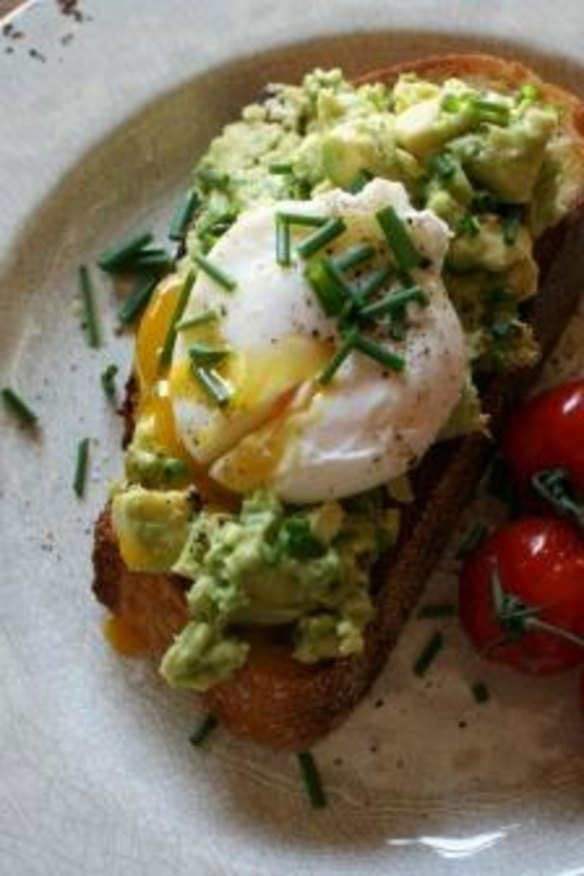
[269,160,294,174]
[519,83,539,102]
[276,212,328,228]
[296,752,327,809]
[471,97,510,124]
[442,93,466,113]
[158,268,196,370]
[359,285,428,320]
[353,333,405,372]
[2,387,38,426]
[376,205,421,272]
[417,603,457,620]
[347,168,374,194]
[305,256,355,317]
[501,214,521,245]
[334,244,376,272]
[73,437,90,498]
[472,682,490,704]
[414,631,444,677]
[97,231,153,272]
[276,215,291,267]
[188,341,231,366]
[357,265,393,301]
[192,366,233,407]
[78,265,101,348]
[163,458,188,481]
[296,217,347,259]
[169,190,201,241]
[100,364,119,400]
[189,714,218,747]
[317,328,358,385]
[125,248,174,274]
[456,214,481,238]
[117,276,158,325]
[430,152,457,180]
[194,253,237,292]
[176,309,218,331]
[197,166,229,188]
[456,521,488,558]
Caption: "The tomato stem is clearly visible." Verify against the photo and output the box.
[531,468,584,531]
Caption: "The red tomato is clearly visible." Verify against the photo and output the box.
[502,380,584,493]
[459,517,584,675]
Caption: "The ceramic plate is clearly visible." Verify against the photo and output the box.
[1,2,584,874]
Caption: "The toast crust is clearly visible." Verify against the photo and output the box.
[92,54,584,750]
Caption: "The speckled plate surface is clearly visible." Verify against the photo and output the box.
[1,2,584,874]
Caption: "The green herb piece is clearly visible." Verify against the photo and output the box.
[276,215,291,267]
[117,276,158,326]
[100,364,119,400]
[176,310,218,331]
[347,168,374,193]
[414,631,444,677]
[127,248,174,274]
[334,244,376,273]
[317,328,358,385]
[376,205,421,272]
[357,265,393,301]
[518,83,539,103]
[296,217,347,260]
[531,468,584,530]
[442,93,466,113]
[417,603,457,620]
[276,212,328,228]
[305,256,355,317]
[194,253,237,292]
[189,714,218,747]
[163,458,189,482]
[188,342,231,366]
[296,752,327,809]
[158,269,196,369]
[197,166,229,189]
[430,152,457,180]
[73,437,90,498]
[279,517,326,559]
[471,191,499,214]
[1,387,38,426]
[472,682,490,704]
[78,265,102,348]
[97,231,153,272]
[359,285,428,321]
[501,214,521,245]
[269,160,294,174]
[457,215,481,237]
[169,190,201,241]
[471,97,510,125]
[353,333,406,372]
[192,366,233,407]
[456,521,489,558]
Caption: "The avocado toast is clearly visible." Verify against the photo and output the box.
[93,54,584,750]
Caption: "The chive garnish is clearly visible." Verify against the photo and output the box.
[100,364,119,400]
[73,437,90,498]
[359,285,428,321]
[117,276,158,326]
[519,83,539,102]
[442,93,465,113]
[456,521,488,558]
[97,231,153,272]
[414,631,444,677]
[276,212,327,228]
[334,244,376,273]
[269,160,294,174]
[296,217,347,260]
[353,334,405,372]
[189,714,218,747]
[276,215,291,267]
[347,168,374,194]
[2,387,38,426]
[197,166,229,188]
[125,248,174,274]
[456,214,481,238]
[472,682,490,704]
[376,205,421,272]
[158,269,196,370]
[163,458,188,481]
[357,265,393,302]
[176,309,218,331]
[192,366,232,407]
[501,214,521,246]
[305,256,355,317]
[169,190,201,241]
[188,341,231,366]
[296,752,327,809]
[78,265,101,349]
[430,152,457,180]
[318,328,358,385]
[417,603,457,620]
[194,253,237,292]
[471,97,510,124]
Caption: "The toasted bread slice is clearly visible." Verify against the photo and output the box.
[93,55,584,750]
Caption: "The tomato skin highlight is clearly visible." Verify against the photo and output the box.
[459,517,584,675]
[503,380,584,494]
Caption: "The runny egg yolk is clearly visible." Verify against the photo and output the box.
[136,274,183,388]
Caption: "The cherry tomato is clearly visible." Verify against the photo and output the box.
[503,380,584,493]
[459,517,584,675]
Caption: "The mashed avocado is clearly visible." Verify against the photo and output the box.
[160,491,399,691]
[186,68,569,373]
